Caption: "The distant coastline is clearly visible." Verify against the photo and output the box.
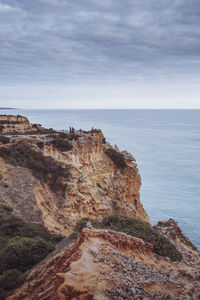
[0,107,17,110]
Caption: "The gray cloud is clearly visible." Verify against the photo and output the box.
[0,0,200,107]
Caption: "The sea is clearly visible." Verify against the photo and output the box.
[1,109,200,249]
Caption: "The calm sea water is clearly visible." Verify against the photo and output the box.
[1,109,200,249]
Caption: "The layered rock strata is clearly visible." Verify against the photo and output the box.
[0,115,199,300]
[0,115,42,133]
[0,116,149,235]
[8,227,200,300]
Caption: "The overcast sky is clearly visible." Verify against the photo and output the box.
[0,0,200,108]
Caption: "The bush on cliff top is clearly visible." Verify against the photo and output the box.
[75,214,182,262]
[0,136,10,144]
[0,142,48,180]
[1,236,54,272]
[105,149,127,168]
[51,136,73,152]
[58,132,80,141]
[0,269,24,294]
[50,131,80,150]
[0,203,62,299]
[75,217,104,233]
[0,142,70,196]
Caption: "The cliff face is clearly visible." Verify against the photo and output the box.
[42,130,149,227]
[8,226,200,300]
[0,115,42,134]
[0,115,28,123]
[0,116,149,235]
[0,115,199,300]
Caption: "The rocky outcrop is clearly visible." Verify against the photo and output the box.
[8,227,200,300]
[0,116,149,235]
[0,115,28,123]
[155,219,197,251]
[43,130,149,226]
[154,219,200,269]
[0,114,42,134]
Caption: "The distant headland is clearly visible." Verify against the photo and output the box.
[0,107,17,110]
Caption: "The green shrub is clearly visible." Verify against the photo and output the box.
[59,132,68,139]
[75,215,182,262]
[51,132,79,142]
[51,137,73,152]
[105,149,127,168]
[0,236,54,272]
[0,269,24,291]
[0,143,47,179]
[102,215,182,261]
[1,215,25,237]
[0,204,62,244]
[0,204,63,297]
[0,136,10,144]
[23,222,63,244]
[75,218,103,233]
[0,142,70,196]
[0,204,12,212]
[68,232,79,240]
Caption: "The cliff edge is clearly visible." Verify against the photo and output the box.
[0,116,149,235]
[0,115,199,300]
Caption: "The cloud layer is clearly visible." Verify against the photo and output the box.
[0,0,200,107]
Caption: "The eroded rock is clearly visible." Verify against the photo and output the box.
[8,228,200,300]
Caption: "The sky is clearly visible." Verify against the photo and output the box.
[0,0,200,109]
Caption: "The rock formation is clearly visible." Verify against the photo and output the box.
[8,226,200,299]
[0,116,149,235]
[0,115,42,134]
[0,115,28,123]
[0,115,199,300]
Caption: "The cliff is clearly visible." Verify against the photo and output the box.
[0,115,199,300]
[0,115,28,123]
[8,226,200,299]
[0,115,42,134]
[0,116,149,235]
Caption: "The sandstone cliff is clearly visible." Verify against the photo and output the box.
[0,115,28,123]
[8,226,200,300]
[0,115,42,134]
[0,116,149,235]
[0,115,199,300]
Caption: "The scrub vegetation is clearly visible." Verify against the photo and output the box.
[0,142,70,196]
[75,214,182,262]
[105,149,127,168]
[0,203,62,299]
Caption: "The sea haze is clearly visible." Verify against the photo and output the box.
[1,109,200,249]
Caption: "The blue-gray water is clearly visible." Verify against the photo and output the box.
[1,109,200,249]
